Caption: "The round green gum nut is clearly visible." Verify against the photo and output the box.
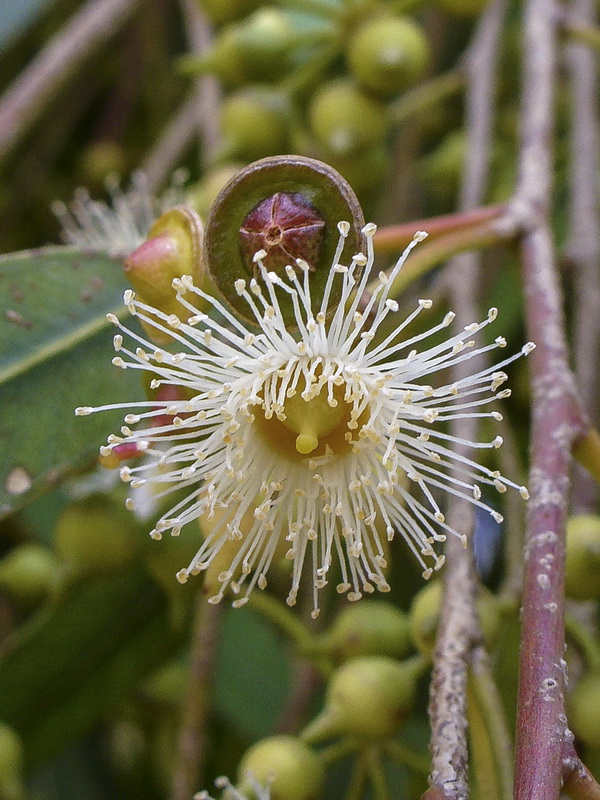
[308,78,389,158]
[346,14,429,96]
[203,155,365,328]
[220,89,291,162]
[0,542,60,611]
[0,723,24,800]
[303,655,423,742]
[320,600,412,662]
[54,495,141,578]
[568,671,600,749]
[565,515,600,601]
[234,8,297,83]
[434,0,489,17]
[198,0,262,25]
[409,580,501,658]
[237,735,324,800]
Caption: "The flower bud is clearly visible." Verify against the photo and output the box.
[346,14,429,96]
[565,515,600,601]
[77,140,128,188]
[0,724,24,800]
[55,495,141,578]
[232,8,297,83]
[204,155,364,327]
[409,580,501,657]
[219,89,291,162]
[318,600,412,663]
[124,205,204,344]
[302,655,424,742]
[308,78,389,157]
[237,735,324,800]
[0,542,59,611]
[179,27,247,86]
[568,671,600,749]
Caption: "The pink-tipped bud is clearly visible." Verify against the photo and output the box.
[125,233,182,305]
[124,205,205,344]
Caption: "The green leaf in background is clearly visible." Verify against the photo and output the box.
[0,246,141,517]
[0,564,183,768]
[215,606,292,740]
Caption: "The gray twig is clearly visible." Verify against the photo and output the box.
[426,3,507,798]
[0,0,142,161]
[566,0,600,513]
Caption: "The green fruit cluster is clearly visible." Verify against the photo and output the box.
[188,0,439,204]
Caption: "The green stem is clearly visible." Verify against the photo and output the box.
[565,612,600,672]
[467,654,514,800]
[565,21,600,52]
[320,739,360,766]
[345,750,369,800]
[383,739,430,776]
[366,746,391,800]
[246,593,332,675]
[389,68,465,125]
[281,43,341,97]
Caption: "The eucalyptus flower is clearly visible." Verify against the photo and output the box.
[76,223,532,616]
[52,170,187,257]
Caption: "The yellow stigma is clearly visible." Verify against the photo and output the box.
[295,431,319,455]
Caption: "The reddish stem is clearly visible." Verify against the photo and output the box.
[373,203,506,254]
[510,0,593,796]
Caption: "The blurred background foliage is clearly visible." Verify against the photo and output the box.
[0,0,599,799]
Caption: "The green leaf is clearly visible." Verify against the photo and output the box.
[0,246,140,517]
[0,565,182,767]
[215,606,292,739]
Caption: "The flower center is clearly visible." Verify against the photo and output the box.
[254,378,367,462]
